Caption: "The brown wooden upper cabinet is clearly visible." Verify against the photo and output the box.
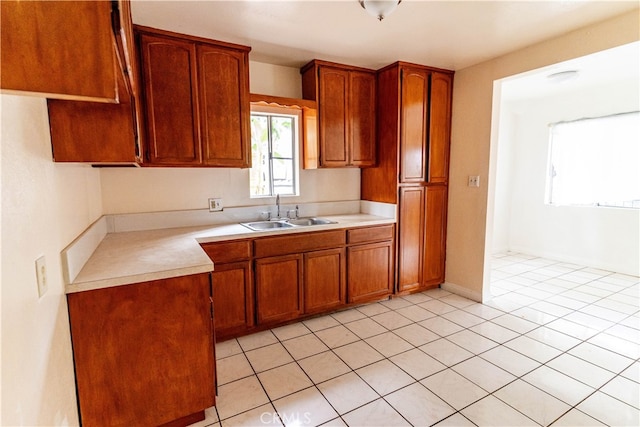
[1,1,124,102]
[301,60,376,168]
[47,0,144,164]
[400,67,430,183]
[428,72,454,183]
[362,62,454,202]
[136,26,251,167]
[398,66,453,184]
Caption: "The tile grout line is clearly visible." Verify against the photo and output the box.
[211,253,638,426]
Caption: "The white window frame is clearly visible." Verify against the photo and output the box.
[545,111,640,208]
[249,104,301,198]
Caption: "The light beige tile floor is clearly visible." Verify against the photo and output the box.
[192,252,639,426]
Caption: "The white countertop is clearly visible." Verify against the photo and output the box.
[67,214,395,294]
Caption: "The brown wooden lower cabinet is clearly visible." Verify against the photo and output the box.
[397,186,425,293]
[395,184,448,294]
[304,248,346,314]
[424,185,448,285]
[67,273,215,427]
[211,261,254,340]
[205,225,394,338]
[201,240,254,340]
[255,254,304,325]
[347,240,394,303]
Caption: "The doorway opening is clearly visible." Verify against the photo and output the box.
[483,41,640,304]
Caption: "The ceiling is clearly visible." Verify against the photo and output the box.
[131,0,639,71]
[501,40,640,101]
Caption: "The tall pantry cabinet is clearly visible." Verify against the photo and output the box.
[362,62,453,294]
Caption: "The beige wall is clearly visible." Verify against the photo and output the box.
[1,95,103,425]
[446,9,640,300]
[100,61,361,215]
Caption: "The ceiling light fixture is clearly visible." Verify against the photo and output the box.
[359,0,402,21]
[547,70,580,83]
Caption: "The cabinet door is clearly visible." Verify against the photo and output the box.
[428,72,453,183]
[400,67,429,183]
[48,96,140,163]
[212,261,254,340]
[347,241,393,303]
[318,67,349,166]
[139,33,202,165]
[198,44,251,167]
[304,248,346,314]
[67,273,215,426]
[424,185,447,285]
[45,0,143,164]
[1,1,118,101]
[398,186,425,292]
[255,254,303,324]
[349,70,376,166]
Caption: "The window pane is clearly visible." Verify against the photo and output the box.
[272,158,294,195]
[547,111,640,207]
[249,111,299,198]
[271,116,294,159]
[250,115,271,196]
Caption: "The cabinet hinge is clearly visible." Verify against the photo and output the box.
[110,1,121,34]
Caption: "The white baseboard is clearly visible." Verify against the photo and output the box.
[508,245,639,276]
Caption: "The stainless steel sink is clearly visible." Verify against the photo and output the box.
[240,217,336,231]
[288,217,337,226]
[240,220,294,231]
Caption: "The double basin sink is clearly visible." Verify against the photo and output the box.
[241,217,336,231]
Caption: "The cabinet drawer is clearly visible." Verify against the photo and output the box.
[201,240,251,263]
[254,230,346,258]
[347,225,394,245]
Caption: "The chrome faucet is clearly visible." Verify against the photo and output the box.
[276,194,280,219]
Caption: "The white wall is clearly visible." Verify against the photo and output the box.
[493,76,640,275]
[446,9,639,300]
[1,95,103,425]
[100,61,361,215]
[491,106,517,254]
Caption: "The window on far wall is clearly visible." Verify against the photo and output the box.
[545,111,640,208]
[249,105,300,198]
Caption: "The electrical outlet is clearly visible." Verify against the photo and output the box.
[208,198,223,212]
[468,175,480,187]
[35,255,47,297]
